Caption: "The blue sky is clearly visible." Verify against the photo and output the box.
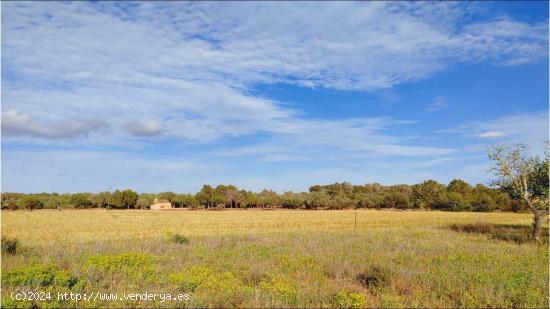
[2,2,548,193]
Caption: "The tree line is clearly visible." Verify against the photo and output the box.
[2,143,547,240]
[0,179,528,212]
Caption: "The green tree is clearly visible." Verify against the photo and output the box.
[488,144,549,241]
[70,193,92,209]
[122,189,138,209]
[435,192,468,211]
[382,192,411,209]
[159,192,176,203]
[111,190,124,209]
[411,180,446,209]
[137,195,153,209]
[1,193,22,210]
[281,191,303,209]
[196,185,215,208]
[471,192,496,212]
[18,195,43,211]
[258,189,279,208]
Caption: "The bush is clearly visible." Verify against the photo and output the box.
[169,265,213,291]
[259,277,299,305]
[172,266,253,307]
[333,291,367,308]
[87,253,153,272]
[3,265,77,288]
[1,237,18,255]
[197,272,254,307]
[356,265,393,288]
[167,233,189,245]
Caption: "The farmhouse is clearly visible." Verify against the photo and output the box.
[150,198,172,210]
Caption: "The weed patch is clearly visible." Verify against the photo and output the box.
[356,266,393,288]
[169,265,213,291]
[3,265,77,288]
[167,233,189,245]
[333,291,367,308]
[259,277,299,305]
[1,237,18,255]
[87,253,154,272]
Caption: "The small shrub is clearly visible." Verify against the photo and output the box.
[169,265,213,291]
[2,237,18,255]
[259,277,299,305]
[356,266,392,288]
[87,253,153,272]
[3,265,77,288]
[333,291,367,308]
[197,272,254,306]
[167,233,189,245]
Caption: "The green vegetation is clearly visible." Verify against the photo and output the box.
[1,237,18,255]
[333,291,367,309]
[86,253,154,272]
[1,210,547,308]
[2,265,77,288]
[1,145,547,307]
[167,233,190,245]
[488,143,549,240]
[0,179,525,212]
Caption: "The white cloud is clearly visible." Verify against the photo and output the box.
[443,111,549,152]
[3,2,546,147]
[426,96,448,112]
[5,3,546,90]
[124,120,164,137]
[1,109,108,139]
[478,131,505,138]
[1,2,548,192]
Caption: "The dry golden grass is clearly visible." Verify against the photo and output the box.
[1,209,548,308]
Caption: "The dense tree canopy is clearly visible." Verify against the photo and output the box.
[1,179,529,213]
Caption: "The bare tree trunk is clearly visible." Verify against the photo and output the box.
[524,194,548,241]
[532,212,545,241]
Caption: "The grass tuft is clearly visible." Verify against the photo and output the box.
[167,233,190,245]
[1,237,18,255]
[356,265,393,288]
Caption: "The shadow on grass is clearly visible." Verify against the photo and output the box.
[449,222,549,244]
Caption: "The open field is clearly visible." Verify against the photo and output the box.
[1,209,548,308]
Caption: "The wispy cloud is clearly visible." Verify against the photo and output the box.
[1,2,547,192]
[3,2,546,147]
[426,96,448,112]
[478,131,505,138]
[442,111,549,151]
[4,2,547,91]
[124,120,164,137]
[2,110,109,139]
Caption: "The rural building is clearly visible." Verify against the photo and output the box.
[150,198,172,210]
